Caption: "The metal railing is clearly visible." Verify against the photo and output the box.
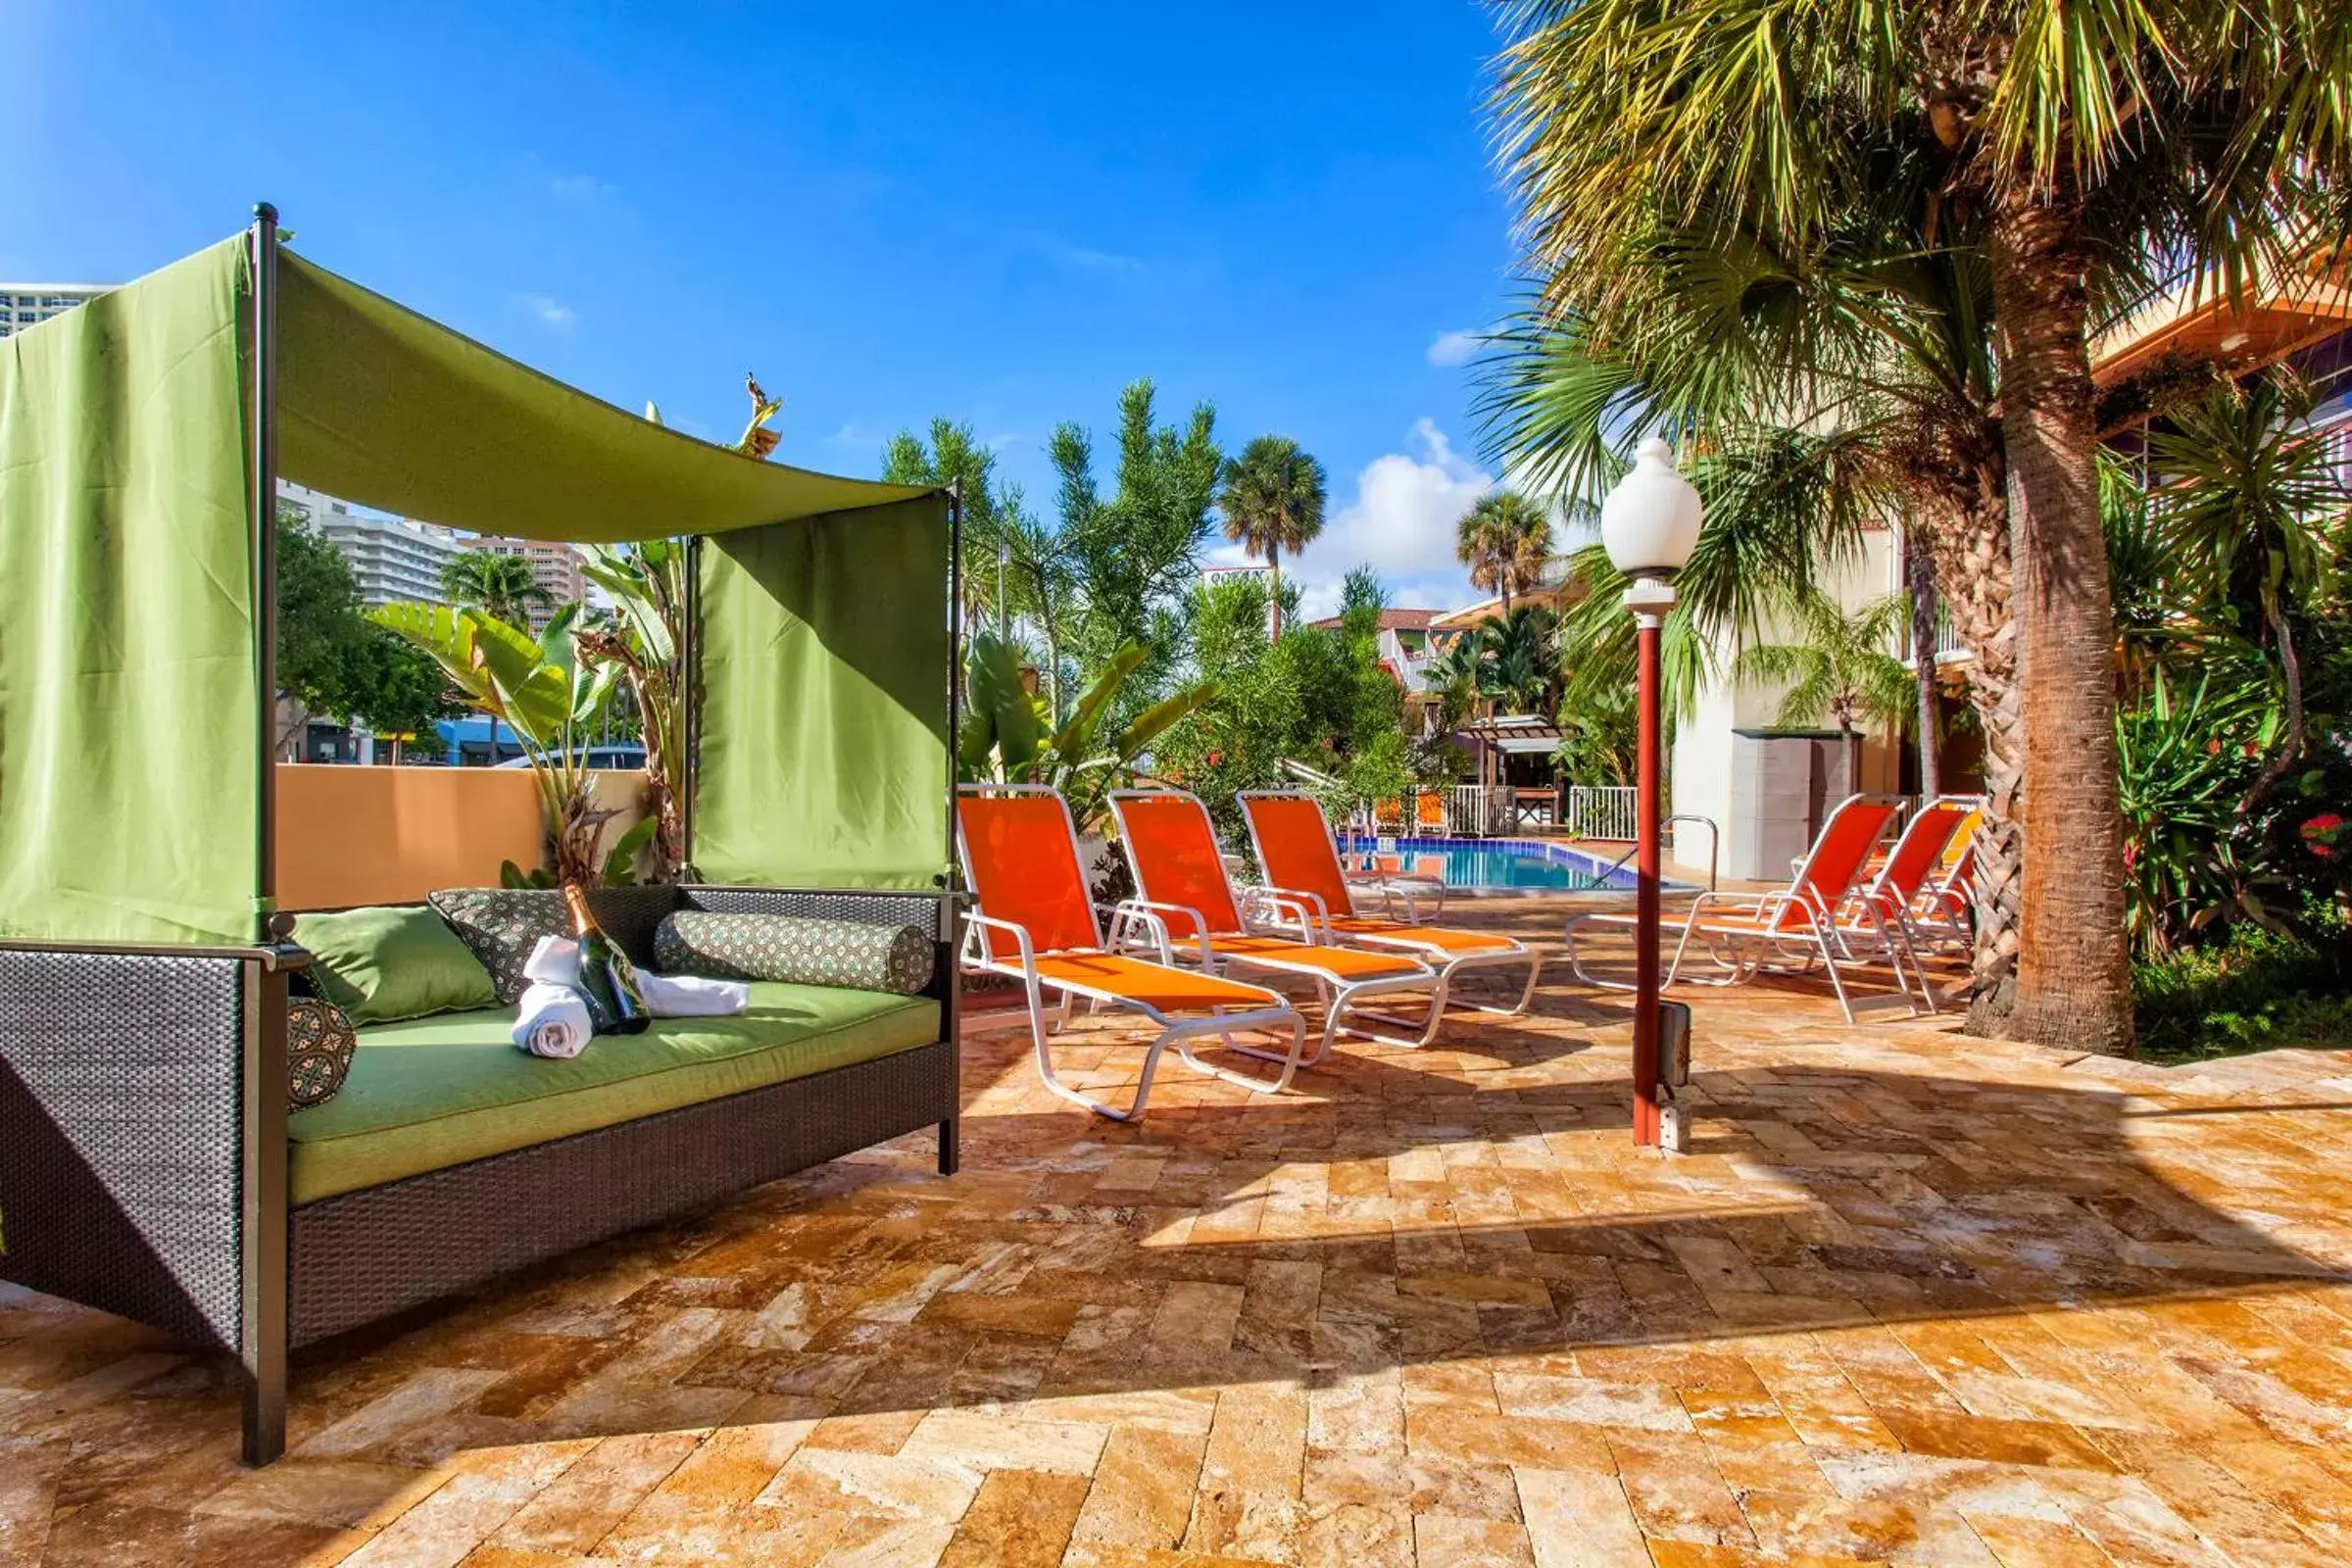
[1563,785,1639,842]
[1587,813,1720,892]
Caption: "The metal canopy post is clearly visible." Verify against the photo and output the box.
[248,203,280,940]
[939,479,964,1177]
[680,532,702,878]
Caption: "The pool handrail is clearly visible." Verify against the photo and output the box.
[1588,813,1719,892]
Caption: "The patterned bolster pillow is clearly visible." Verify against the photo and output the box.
[287,997,359,1109]
[655,910,936,996]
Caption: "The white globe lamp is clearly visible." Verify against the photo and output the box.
[1599,437,1703,579]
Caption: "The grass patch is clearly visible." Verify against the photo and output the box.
[2134,913,2352,1063]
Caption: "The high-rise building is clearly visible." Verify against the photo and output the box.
[471,535,589,614]
[277,481,464,607]
[0,282,111,339]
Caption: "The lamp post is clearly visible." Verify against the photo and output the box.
[1598,437,1703,1149]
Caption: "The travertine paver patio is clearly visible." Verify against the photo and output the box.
[8,895,2352,1567]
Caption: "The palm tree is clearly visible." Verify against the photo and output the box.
[1733,592,1918,793]
[442,549,554,629]
[1455,491,1553,613]
[1423,633,1486,731]
[2147,368,2352,811]
[1475,604,1562,717]
[1484,0,2346,1053]
[1218,435,1327,640]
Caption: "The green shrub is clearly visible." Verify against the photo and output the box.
[2132,906,2352,1062]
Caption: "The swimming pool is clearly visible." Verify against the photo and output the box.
[1336,834,1688,895]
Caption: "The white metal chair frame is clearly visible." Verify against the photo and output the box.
[1564,795,1935,1024]
[1105,791,1448,1063]
[1895,814,1983,956]
[1237,790,1544,1018]
[956,785,1306,1122]
[1847,795,1982,962]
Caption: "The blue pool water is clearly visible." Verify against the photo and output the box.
[1337,835,1664,894]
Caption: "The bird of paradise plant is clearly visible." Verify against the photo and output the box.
[369,602,625,889]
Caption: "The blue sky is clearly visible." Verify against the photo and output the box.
[5,1,1520,615]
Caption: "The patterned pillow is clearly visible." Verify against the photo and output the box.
[427,889,570,1005]
[287,998,359,1108]
[656,911,935,996]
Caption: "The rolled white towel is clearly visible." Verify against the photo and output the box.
[523,934,583,989]
[513,981,592,1059]
[637,970,750,1017]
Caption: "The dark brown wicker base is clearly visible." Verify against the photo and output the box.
[0,884,962,1466]
[289,1038,957,1346]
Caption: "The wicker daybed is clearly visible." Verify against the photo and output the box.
[0,209,965,1464]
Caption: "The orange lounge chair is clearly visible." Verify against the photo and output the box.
[1414,790,1449,834]
[1906,806,1982,953]
[1238,791,1542,1015]
[1854,798,1975,928]
[956,786,1306,1121]
[1352,850,1450,918]
[1565,794,1928,1022]
[1108,790,1445,1060]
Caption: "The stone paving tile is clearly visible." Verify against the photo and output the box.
[12,893,2352,1564]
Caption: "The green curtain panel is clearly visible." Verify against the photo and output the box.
[274,255,929,543]
[0,237,261,945]
[694,496,953,890]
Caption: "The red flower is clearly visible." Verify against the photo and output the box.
[2303,813,2346,859]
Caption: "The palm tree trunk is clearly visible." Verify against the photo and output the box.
[1978,186,2132,1054]
[1911,476,2022,1010]
[1906,529,1941,797]
[1268,544,1283,642]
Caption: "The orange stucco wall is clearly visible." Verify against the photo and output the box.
[274,765,651,910]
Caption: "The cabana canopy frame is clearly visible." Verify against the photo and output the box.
[0,215,955,948]
[0,210,964,1465]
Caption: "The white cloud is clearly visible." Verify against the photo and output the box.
[1426,327,1483,368]
[516,293,575,331]
[1286,418,1494,616]
[831,423,887,448]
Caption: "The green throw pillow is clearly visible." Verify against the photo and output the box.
[297,906,499,1024]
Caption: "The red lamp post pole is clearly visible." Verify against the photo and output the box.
[1632,604,1663,1148]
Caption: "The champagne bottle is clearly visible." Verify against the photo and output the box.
[562,883,650,1035]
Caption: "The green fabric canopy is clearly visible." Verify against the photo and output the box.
[0,226,952,946]
[0,238,260,945]
[275,254,930,543]
[696,499,952,890]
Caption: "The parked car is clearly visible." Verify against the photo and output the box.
[494,743,647,770]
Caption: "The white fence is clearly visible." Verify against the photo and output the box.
[1351,785,1553,838]
[1562,785,1639,842]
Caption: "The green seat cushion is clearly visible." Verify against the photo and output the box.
[287,983,941,1203]
[296,906,498,1024]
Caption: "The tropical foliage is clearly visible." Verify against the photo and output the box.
[440,550,553,628]
[1731,591,1916,782]
[1218,435,1327,639]
[576,536,689,881]
[958,630,1215,837]
[370,603,622,887]
[1152,571,1415,844]
[890,381,1219,727]
[1455,491,1552,612]
[275,510,458,760]
[1481,0,2350,1054]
